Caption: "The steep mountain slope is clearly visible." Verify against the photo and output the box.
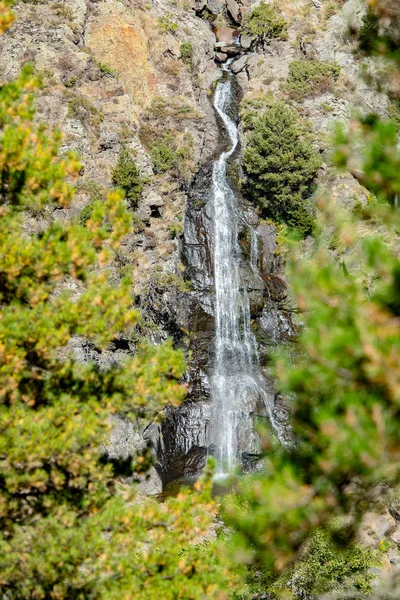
[0,0,391,489]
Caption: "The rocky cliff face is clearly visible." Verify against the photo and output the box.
[0,0,218,261]
[1,0,390,489]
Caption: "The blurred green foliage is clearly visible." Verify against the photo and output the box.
[223,1,400,597]
[333,113,400,204]
[269,525,376,598]
[224,181,400,595]
[0,4,235,597]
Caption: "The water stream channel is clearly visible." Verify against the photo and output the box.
[211,66,269,474]
[155,59,292,487]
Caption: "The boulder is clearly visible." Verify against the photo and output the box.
[136,466,163,496]
[230,54,248,74]
[240,34,255,50]
[98,132,119,151]
[215,26,235,44]
[106,415,143,461]
[105,416,163,496]
[215,52,228,63]
[206,0,223,14]
[137,189,165,223]
[194,0,207,12]
[300,40,316,59]
[225,46,241,56]
[226,0,241,24]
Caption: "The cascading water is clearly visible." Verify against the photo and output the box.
[156,59,292,486]
[211,67,271,474]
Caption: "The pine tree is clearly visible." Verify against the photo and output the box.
[244,102,321,237]
[112,147,144,209]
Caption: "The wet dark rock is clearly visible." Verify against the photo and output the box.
[181,162,214,288]
[240,262,264,291]
[225,46,241,56]
[256,222,282,277]
[226,0,241,24]
[162,447,208,485]
[270,394,292,446]
[158,402,211,485]
[258,304,295,344]
[264,274,288,305]
[144,68,294,489]
[249,290,266,317]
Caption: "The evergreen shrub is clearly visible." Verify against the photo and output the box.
[243,1,287,43]
[180,42,193,67]
[286,59,341,99]
[244,101,321,237]
[359,8,380,54]
[112,148,144,209]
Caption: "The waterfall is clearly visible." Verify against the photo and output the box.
[210,70,268,474]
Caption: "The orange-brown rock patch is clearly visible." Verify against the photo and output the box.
[86,6,155,108]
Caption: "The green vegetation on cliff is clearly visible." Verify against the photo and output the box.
[243,2,287,44]
[112,147,144,209]
[244,101,321,236]
[180,42,193,67]
[285,59,341,99]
